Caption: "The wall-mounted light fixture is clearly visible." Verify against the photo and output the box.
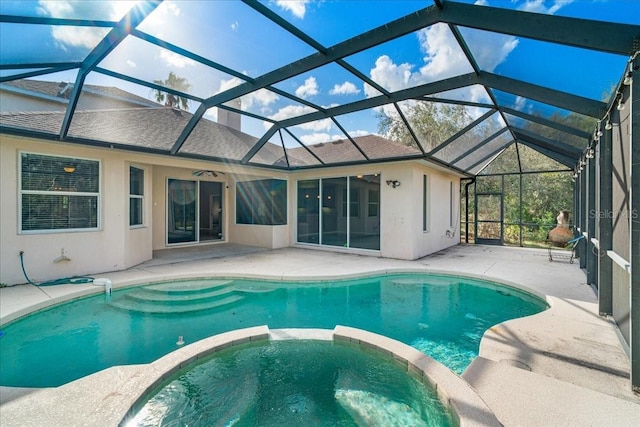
[63,166,75,173]
[616,95,625,110]
[604,114,612,130]
[386,179,401,188]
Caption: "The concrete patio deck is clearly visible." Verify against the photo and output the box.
[1,244,638,426]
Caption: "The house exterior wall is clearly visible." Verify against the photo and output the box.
[151,168,290,251]
[411,164,461,259]
[1,134,461,285]
[227,173,290,249]
[1,135,143,285]
[0,91,67,112]
[289,162,461,260]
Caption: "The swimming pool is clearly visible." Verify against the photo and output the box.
[0,273,547,387]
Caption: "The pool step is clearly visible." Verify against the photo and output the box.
[142,279,234,294]
[110,294,245,314]
[127,286,238,304]
[109,279,244,314]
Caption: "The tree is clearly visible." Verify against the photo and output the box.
[377,102,475,151]
[379,100,581,246]
[151,72,191,110]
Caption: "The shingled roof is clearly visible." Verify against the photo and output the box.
[1,79,159,107]
[1,107,423,168]
[0,107,285,164]
[286,134,421,167]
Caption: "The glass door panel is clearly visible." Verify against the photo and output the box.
[349,175,380,250]
[167,179,197,244]
[297,180,320,244]
[199,181,223,241]
[322,177,347,247]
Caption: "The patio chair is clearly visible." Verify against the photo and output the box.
[547,234,584,263]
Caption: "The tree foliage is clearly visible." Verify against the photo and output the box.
[151,72,191,110]
[377,102,474,151]
[378,100,583,246]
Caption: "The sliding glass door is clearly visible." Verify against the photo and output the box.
[199,181,224,241]
[322,177,347,247]
[167,179,224,245]
[168,179,197,244]
[297,175,379,250]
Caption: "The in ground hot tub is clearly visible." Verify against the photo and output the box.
[121,326,500,427]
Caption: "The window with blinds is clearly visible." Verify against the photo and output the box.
[20,153,100,232]
[129,166,144,226]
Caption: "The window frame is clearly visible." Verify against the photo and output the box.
[367,188,379,217]
[342,187,360,218]
[235,178,287,226]
[423,174,429,232]
[19,151,101,234]
[129,165,144,228]
[449,181,455,228]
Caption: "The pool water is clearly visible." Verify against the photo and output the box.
[0,273,547,387]
[127,340,455,427]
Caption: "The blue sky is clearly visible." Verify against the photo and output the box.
[1,0,638,146]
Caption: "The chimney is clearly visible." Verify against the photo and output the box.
[217,98,241,131]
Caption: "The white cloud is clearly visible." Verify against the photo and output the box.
[276,0,310,19]
[366,21,518,126]
[347,130,373,138]
[37,1,73,17]
[299,118,332,132]
[417,24,474,79]
[269,104,316,121]
[217,77,244,93]
[295,76,319,98]
[462,30,519,73]
[135,1,181,39]
[49,26,108,49]
[159,49,195,68]
[231,21,239,31]
[217,77,279,110]
[37,1,143,49]
[329,81,361,95]
[364,55,414,97]
[517,0,573,15]
[514,96,527,111]
[248,89,280,109]
[299,133,343,145]
[367,23,517,96]
[38,0,141,20]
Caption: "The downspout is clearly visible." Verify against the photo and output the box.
[463,178,475,243]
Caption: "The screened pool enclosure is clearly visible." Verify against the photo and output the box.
[1,0,639,391]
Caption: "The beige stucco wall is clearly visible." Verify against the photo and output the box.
[1,134,461,285]
[0,135,152,285]
[151,168,290,251]
[289,162,461,260]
